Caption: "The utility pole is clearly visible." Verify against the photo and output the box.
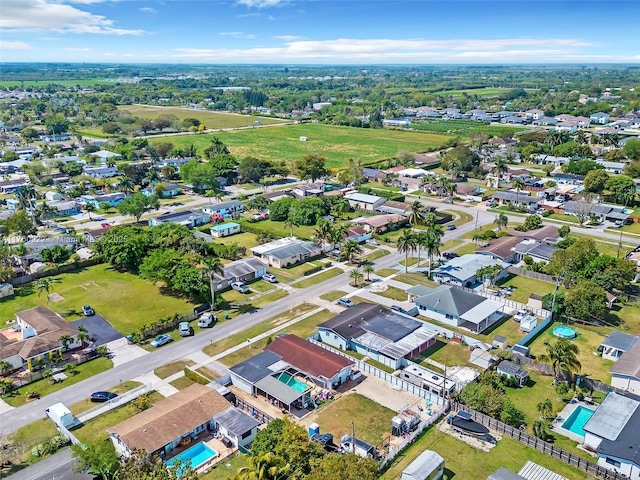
[550,273,564,323]
[351,420,355,453]
[616,229,623,259]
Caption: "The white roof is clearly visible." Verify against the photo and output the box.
[401,450,444,480]
[46,402,72,417]
[345,192,384,204]
[460,299,503,324]
[583,392,639,441]
[518,461,568,480]
[397,168,429,178]
[94,150,121,158]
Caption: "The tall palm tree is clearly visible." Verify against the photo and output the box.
[284,218,298,238]
[118,177,134,195]
[397,229,416,274]
[15,185,37,211]
[341,239,362,264]
[349,267,364,287]
[35,278,54,307]
[234,452,290,480]
[329,223,348,251]
[362,264,374,282]
[84,202,96,220]
[414,232,427,266]
[408,201,424,226]
[198,257,224,309]
[537,398,554,420]
[494,213,508,231]
[511,177,526,207]
[494,157,508,187]
[58,334,73,351]
[424,225,443,275]
[539,338,582,384]
[313,219,332,250]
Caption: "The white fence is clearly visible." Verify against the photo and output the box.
[76,383,152,423]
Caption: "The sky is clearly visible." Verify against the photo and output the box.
[1,0,639,64]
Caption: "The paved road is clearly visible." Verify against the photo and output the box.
[6,448,91,480]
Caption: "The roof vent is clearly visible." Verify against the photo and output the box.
[143,429,147,433]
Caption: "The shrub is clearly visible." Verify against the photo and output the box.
[184,367,209,385]
[301,265,323,276]
[523,255,533,265]
[131,392,154,412]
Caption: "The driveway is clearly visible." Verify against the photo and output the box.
[70,315,123,346]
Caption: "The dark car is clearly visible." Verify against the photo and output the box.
[391,305,406,314]
[442,252,460,260]
[446,224,456,230]
[90,391,118,402]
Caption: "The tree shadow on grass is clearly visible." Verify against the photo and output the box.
[233,304,258,315]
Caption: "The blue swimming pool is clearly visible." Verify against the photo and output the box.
[553,325,577,339]
[166,442,217,472]
[561,406,595,437]
[277,372,309,392]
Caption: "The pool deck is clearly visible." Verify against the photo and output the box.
[164,433,236,475]
[551,400,597,443]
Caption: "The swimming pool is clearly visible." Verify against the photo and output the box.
[553,325,577,339]
[561,406,595,437]
[277,372,309,392]
[166,442,217,473]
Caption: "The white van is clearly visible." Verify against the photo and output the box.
[197,312,216,328]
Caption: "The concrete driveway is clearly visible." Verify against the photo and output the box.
[70,314,123,346]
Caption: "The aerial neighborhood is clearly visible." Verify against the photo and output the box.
[1,63,640,480]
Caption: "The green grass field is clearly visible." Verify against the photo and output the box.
[496,274,559,304]
[153,124,451,168]
[412,118,526,137]
[118,105,287,128]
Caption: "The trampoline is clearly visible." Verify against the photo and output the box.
[553,325,577,339]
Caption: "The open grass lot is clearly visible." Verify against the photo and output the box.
[202,303,317,357]
[619,222,640,235]
[320,290,348,302]
[440,239,463,252]
[170,376,196,390]
[219,309,335,366]
[527,322,614,384]
[496,274,558,304]
[118,105,287,128]
[2,357,113,407]
[293,267,343,289]
[0,78,111,88]
[609,300,640,334]
[157,124,451,168]
[314,393,394,446]
[69,380,142,415]
[237,218,316,240]
[393,273,437,288]
[412,119,526,138]
[376,268,400,278]
[0,264,196,332]
[247,280,275,293]
[154,360,195,379]
[4,418,60,475]
[374,285,408,302]
[548,213,579,223]
[212,232,260,251]
[569,232,636,258]
[380,426,585,480]
[423,340,473,368]
[73,392,165,443]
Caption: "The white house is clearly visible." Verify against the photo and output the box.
[590,112,611,125]
[610,343,640,394]
[250,237,320,268]
[344,192,386,212]
[432,254,508,288]
[210,222,240,238]
[83,166,118,178]
[599,332,639,362]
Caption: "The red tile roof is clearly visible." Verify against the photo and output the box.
[265,335,353,380]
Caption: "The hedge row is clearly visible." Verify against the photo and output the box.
[184,367,210,385]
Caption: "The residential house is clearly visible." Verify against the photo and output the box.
[610,343,640,394]
[555,122,578,133]
[250,237,320,268]
[414,153,441,167]
[562,201,628,224]
[432,254,508,287]
[211,407,260,449]
[142,182,181,198]
[148,210,211,228]
[583,392,640,479]
[401,450,445,480]
[596,159,626,174]
[590,112,611,125]
[513,239,557,263]
[317,303,436,370]
[496,360,529,386]
[509,225,559,243]
[362,168,387,183]
[83,166,118,179]
[213,258,267,291]
[81,192,127,208]
[345,192,386,212]
[502,116,524,125]
[292,182,325,198]
[492,191,541,210]
[350,214,407,233]
[555,114,576,123]
[415,285,504,333]
[476,236,522,263]
[415,107,440,118]
[0,306,81,371]
[0,179,29,194]
[92,150,121,162]
[44,192,62,202]
[376,200,413,216]
[202,200,244,217]
[525,109,545,121]
[576,116,591,128]
[210,222,240,238]
[489,138,517,149]
[44,200,81,218]
[156,157,193,172]
[487,463,567,480]
[397,168,430,179]
[108,384,258,459]
[532,117,557,126]
[599,332,639,362]
[23,235,77,263]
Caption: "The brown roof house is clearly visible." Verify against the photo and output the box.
[0,306,80,371]
[108,384,259,461]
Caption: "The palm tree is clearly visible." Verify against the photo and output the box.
[59,334,73,352]
[198,257,224,309]
[284,218,298,238]
[341,239,362,264]
[15,185,37,211]
[511,177,526,207]
[0,360,12,376]
[313,219,332,250]
[118,177,134,194]
[76,325,90,345]
[234,452,290,480]
[84,202,96,220]
[397,229,416,273]
[414,231,426,266]
[424,225,443,275]
[537,399,554,420]
[329,223,348,251]
[494,157,508,187]
[349,267,364,287]
[408,201,424,226]
[362,264,374,282]
[538,338,582,383]
[35,278,54,307]
[494,213,508,231]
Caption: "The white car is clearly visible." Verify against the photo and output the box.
[197,312,216,328]
[513,310,528,322]
[231,282,250,293]
[262,273,278,283]
[178,322,191,337]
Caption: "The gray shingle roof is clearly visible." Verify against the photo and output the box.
[254,375,305,405]
[229,350,282,383]
[212,406,260,437]
[415,285,485,317]
[601,331,639,352]
[401,450,444,480]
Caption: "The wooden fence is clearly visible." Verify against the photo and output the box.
[451,401,626,480]
[507,266,556,284]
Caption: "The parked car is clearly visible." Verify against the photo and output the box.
[262,273,278,283]
[366,239,380,246]
[613,220,623,228]
[337,297,355,307]
[391,305,407,314]
[446,224,456,230]
[231,282,250,293]
[442,252,459,260]
[178,321,191,337]
[197,312,216,328]
[100,222,111,228]
[486,199,497,207]
[82,305,95,316]
[150,334,172,348]
[513,310,528,322]
[90,391,118,403]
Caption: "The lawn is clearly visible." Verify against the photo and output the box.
[440,239,463,252]
[212,232,260,251]
[399,257,421,267]
[452,242,478,256]
[293,267,344,289]
[496,274,558,304]
[620,222,640,235]
[314,393,394,446]
[251,289,288,308]
[610,300,640,334]
[202,303,317,357]
[477,316,527,347]
[69,380,142,415]
[380,426,586,480]
[170,376,196,390]
[201,450,250,480]
[319,290,348,302]
[157,124,451,168]
[219,309,335,366]
[118,105,286,128]
[247,280,275,293]
[362,249,390,263]
[154,360,195,379]
[569,232,636,258]
[4,418,60,474]
[376,268,400,278]
[548,213,579,223]
[237,217,317,240]
[0,264,196,332]
[445,209,474,227]
[73,392,165,443]
[2,357,113,407]
[393,273,437,288]
[424,341,473,369]
[374,285,409,302]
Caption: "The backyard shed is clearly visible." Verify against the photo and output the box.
[0,283,14,299]
[493,335,508,349]
[497,360,529,387]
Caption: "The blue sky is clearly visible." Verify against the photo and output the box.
[1,0,639,64]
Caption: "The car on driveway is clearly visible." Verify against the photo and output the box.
[150,334,172,348]
[391,305,407,314]
[513,310,528,322]
[178,321,191,337]
[337,297,355,307]
[231,282,250,293]
[82,305,95,316]
[262,273,278,283]
[90,391,118,402]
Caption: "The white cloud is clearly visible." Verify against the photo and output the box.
[219,31,255,39]
[1,0,144,35]
[236,0,285,8]
[238,12,275,19]
[0,40,34,50]
[65,46,91,51]
[139,7,157,14]
[273,35,302,41]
